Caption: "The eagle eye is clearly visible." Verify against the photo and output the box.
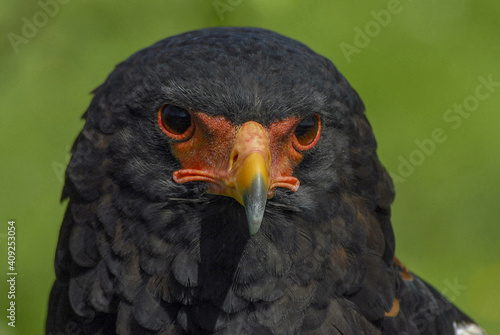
[158,105,194,140]
[293,114,321,150]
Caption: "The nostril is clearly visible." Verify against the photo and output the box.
[229,153,239,171]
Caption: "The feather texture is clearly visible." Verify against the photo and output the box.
[47,27,485,334]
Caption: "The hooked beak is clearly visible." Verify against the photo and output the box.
[231,152,269,235]
[221,122,271,235]
[172,114,300,236]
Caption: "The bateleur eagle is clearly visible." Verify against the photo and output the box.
[46,27,486,335]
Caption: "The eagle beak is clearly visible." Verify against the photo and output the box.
[172,117,289,236]
[224,122,271,235]
[233,152,269,235]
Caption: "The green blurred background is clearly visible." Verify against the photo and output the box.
[1,0,499,334]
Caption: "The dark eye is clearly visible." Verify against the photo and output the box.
[158,105,194,140]
[293,114,321,150]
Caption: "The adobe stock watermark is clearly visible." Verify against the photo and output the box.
[212,0,244,21]
[391,74,499,184]
[7,0,71,54]
[340,0,412,63]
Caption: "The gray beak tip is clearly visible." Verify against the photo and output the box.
[242,175,268,236]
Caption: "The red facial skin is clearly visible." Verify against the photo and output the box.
[158,110,321,199]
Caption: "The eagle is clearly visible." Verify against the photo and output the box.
[46,27,486,335]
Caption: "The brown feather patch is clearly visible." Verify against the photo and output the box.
[394,257,414,281]
[384,298,400,317]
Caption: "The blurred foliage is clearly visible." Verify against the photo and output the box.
[1,0,499,334]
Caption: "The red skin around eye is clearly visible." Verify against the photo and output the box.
[167,111,320,198]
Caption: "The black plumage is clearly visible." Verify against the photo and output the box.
[47,27,485,334]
